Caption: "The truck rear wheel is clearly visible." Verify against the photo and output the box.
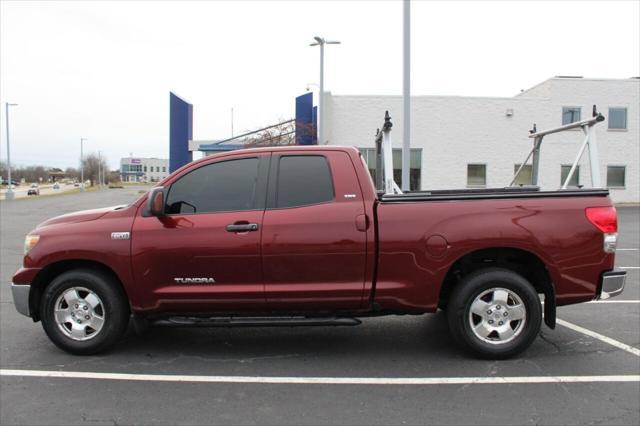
[447,268,542,359]
[40,269,130,355]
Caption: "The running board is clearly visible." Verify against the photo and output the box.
[152,316,362,328]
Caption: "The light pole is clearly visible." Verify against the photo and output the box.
[4,102,18,200]
[98,151,102,189]
[310,36,340,145]
[401,0,411,191]
[80,138,87,191]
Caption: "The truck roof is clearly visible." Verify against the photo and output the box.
[191,145,360,164]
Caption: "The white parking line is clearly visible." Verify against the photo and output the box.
[587,300,640,304]
[0,369,638,385]
[619,266,639,270]
[617,248,639,251]
[556,319,640,357]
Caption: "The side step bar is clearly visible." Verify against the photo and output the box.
[152,316,362,328]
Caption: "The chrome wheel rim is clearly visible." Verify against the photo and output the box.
[468,287,526,345]
[54,287,106,341]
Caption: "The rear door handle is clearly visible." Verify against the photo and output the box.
[226,223,259,232]
[355,214,369,232]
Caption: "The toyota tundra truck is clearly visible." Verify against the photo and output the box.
[11,146,626,358]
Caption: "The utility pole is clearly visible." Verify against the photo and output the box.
[401,0,411,191]
[80,138,87,191]
[4,102,18,200]
[310,36,340,145]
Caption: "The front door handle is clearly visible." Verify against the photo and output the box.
[226,223,259,232]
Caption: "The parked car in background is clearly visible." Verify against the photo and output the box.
[27,188,39,196]
[52,183,60,190]
[30,183,38,189]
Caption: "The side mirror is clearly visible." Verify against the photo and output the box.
[147,187,165,217]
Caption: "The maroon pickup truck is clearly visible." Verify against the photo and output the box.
[12,146,626,358]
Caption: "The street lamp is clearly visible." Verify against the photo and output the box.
[4,102,18,200]
[98,151,102,189]
[80,138,87,191]
[310,36,340,145]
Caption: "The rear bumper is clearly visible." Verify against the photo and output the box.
[600,270,626,300]
[11,283,31,317]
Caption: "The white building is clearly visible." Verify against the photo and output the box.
[324,77,639,203]
[120,157,169,182]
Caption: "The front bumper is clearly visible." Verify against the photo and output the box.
[600,270,626,300]
[11,283,31,317]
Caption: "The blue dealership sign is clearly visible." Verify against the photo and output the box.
[169,92,193,173]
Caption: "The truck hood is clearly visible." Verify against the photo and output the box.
[37,205,127,228]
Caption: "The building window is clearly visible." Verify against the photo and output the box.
[562,107,581,125]
[467,164,486,187]
[608,108,627,130]
[358,148,422,190]
[513,164,532,186]
[163,166,167,172]
[144,166,147,172]
[561,165,580,187]
[607,166,626,188]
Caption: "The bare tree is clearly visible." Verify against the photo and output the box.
[1,162,49,183]
[81,153,109,186]
[65,167,80,181]
[243,120,295,147]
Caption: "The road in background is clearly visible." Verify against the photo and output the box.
[0,183,80,200]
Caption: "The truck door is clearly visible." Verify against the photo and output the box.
[131,154,270,312]
[262,151,368,311]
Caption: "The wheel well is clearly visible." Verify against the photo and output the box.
[439,248,555,328]
[29,259,129,322]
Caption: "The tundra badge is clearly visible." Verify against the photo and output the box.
[174,278,216,284]
[111,232,130,240]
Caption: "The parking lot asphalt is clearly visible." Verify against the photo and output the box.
[1,190,638,425]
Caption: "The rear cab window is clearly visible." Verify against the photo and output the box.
[273,155,335,208]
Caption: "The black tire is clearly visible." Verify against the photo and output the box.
[40,269,130,355]
[447,267,542,359]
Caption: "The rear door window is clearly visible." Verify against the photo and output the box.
[275,155,334,208]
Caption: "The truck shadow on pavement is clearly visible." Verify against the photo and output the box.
[113,311,464,362]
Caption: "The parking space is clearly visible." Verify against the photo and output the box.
[1,192,638,425]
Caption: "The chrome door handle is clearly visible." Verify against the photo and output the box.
[226,223,259,232]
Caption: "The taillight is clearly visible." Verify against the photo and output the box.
[585,207,618,233]
[586,207,618,253]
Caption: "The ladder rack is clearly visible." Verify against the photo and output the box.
[374,111,403,195]
[511,105,605,189]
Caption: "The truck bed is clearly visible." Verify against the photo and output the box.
[380,187,610,202]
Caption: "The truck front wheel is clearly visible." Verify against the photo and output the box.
[447,268,542,359]
[40,269,130,355]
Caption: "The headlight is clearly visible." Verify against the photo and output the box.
[24,235,40,254]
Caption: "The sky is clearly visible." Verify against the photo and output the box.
[1,0,639,170]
